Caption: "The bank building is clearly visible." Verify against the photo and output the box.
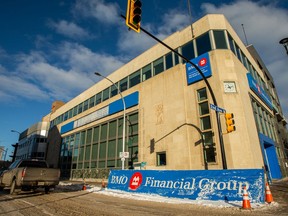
[15,14,288,182]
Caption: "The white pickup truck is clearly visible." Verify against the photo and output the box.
[0,159,60,194]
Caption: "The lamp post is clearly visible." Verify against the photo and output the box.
[10,130,20,162]
[11,130,20,135]
[279,38,288,55]
[94,72,127,170]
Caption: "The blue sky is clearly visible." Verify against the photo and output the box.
[0,0,287,159]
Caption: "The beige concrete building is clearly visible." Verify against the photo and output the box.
[46,14,287,181]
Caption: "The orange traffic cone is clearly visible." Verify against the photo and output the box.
[82,184,86,190]
[265,183,273,203]
[241,186,251,210]
[82,178,86,190]
[101,179,106,189]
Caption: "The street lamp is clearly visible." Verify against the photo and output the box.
[94,72,127,170]
[279,37,288,55]
[11,130,20,135]
[10,130,20,162]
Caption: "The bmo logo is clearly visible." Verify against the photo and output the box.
[199,58,207,67]
[129,172,143,190]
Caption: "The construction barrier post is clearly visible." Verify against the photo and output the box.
[102,178,106,189]
[82,178,86,190]
[241,186,251,210]
[265,182,273,203]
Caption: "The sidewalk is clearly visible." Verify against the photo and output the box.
[270,177,288,214]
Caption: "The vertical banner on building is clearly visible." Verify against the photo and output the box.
[108,169,264,203]
[186,52,212,85]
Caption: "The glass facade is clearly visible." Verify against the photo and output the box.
[59,112,139,178]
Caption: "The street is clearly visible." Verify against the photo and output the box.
[0,179,287,216]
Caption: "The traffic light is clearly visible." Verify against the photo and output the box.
[126,0,142,33]
[225,113,236,133]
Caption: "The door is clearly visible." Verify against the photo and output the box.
[264,143,282,179]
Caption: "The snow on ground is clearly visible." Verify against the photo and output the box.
[56,182,279,211]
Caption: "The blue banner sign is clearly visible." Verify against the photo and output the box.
[108,169,264,203]
[186,52,212,85]
[247,73,273,110]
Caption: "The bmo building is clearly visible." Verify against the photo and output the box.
[45,14,287,182]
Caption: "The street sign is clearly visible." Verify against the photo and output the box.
[120,152,130,158]
[210,104,226,113]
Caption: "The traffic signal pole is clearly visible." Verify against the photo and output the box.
[120,14,227,169]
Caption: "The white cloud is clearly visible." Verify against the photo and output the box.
[158,10,190,36]
[54,42,124,74]
[6,42,126,102]
[0,73,49,103]
[201,0,288,119]
[117,27,156,57]
[48,20,91,39]
[117,10,190,58]
[73,0,120,25]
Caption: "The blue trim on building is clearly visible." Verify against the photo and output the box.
[259,133,282,180]
[60,121,74,134]
[109,91,139,115]
[60,91,139,134]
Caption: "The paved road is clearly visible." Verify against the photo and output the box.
[0,178,286,216]
[269,177,288,216]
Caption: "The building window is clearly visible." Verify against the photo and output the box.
[174,49,180,65]
[197,88,216,163]
[68,109,73,119]
[120,77,128,92]
[85,145,91,161]
[201,116,211,130]
[213,30,228,49]
[165,52,173,70]
[196,32,212,56]
[96,92,102,105]
[73,106,78,117]
[83,99,89,112]
[129,70,141,88]
[203,131,216,163]
[110,82,118,97]
[157,152,166,166]
[181,40,195,61]
[63,111,68,121]
[102,87,110,102]
[153,57,164,76]
[251,98,276,141]
[235,44,242,62]
[142,64,152,81]
[78,103,83,114]
[89,95,95,108]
